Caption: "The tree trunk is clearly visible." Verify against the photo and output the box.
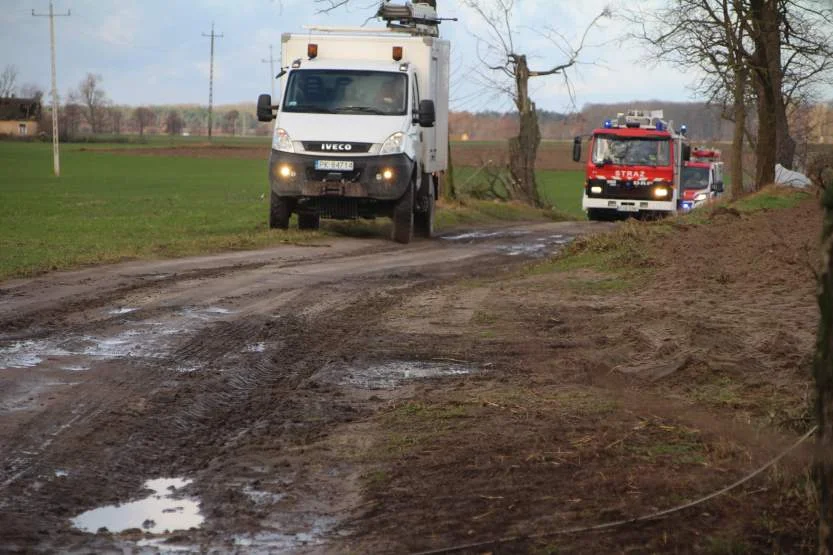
[815,168,833,554]
[753,78,777,189]
[508,55,542,207]
[730,67,747,199]
[443,138,457,201]
[750,0,779,189]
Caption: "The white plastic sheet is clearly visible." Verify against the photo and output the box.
[774,164,811,188]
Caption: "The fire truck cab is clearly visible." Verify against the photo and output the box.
[573,110,688,221]
[679,148,725,212]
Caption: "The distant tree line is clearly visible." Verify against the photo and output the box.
[450,100,833,147]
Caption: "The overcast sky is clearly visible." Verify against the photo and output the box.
[3,0,825,112]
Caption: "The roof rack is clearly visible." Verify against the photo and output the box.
[376,1,450,37]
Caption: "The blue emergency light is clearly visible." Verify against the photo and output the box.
[603,120,613,129]
[656,121,665,131]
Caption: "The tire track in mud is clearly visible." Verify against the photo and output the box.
[0,222,598,550]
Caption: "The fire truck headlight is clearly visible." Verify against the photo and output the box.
[590,186,602,194]
[694,192,708,202]
[653,187,669,199]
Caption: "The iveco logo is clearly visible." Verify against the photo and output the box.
[321,143,352,151]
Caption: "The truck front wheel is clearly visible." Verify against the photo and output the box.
[392,181,415,244]
[414,173,435,238]
[269,192,293,229]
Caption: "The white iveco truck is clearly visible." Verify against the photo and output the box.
[257,1,450,243]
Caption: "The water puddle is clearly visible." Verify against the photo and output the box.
[71,478,202,535]
[0,340,69,369]
[108,307,138,315]
[441,230,530,241]
[322,360,476,390]
[243,485,285,506]
[496,233,575,258]
[0,305,235,371]
[244,342,266,353]
[234,516,336,551]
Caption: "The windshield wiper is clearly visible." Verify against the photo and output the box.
[334,106,387,114]
[285,104,336,114]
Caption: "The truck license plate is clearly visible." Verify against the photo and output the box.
[618,204,638,212]
[315,160,354,171]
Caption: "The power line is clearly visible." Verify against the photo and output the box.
[262,44,276,99]
[201,22,223,140]
[32,0,71,177]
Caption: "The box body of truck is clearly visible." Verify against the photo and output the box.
[259,29,450,242]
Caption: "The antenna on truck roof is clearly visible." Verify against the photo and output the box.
[376,1,457,37]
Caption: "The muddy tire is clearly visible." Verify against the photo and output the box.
[269,191,292,230]
[392,181,414,244]
[414,173,435,238]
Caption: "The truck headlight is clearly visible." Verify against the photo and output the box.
[653,187,669,199]
[694,192,708,202]
[379,132,405,155]
[272,127,294,153]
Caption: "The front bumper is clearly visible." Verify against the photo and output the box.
[269,150,414,201]
[583,196,676,214]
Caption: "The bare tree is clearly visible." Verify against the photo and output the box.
[634,0,833,191]
[133,107,155,137]
[109,107,123,135]
[461,1,609,207]
[0,65,18,98]
[223,109,240,135]
[61,103,83,140]
[19,83,44,102]
[165,110,184,136]
[74,73,110,134]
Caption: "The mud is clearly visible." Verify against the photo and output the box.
[0,221,593,553]
[0,202,821,553]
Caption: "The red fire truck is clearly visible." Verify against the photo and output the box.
[679,147,725,212]
[572,110,691,221]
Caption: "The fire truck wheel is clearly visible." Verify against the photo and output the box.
[392,181,415,244]
[269,192,293,229]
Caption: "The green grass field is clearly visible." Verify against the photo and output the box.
[0,141,584,280]
[450,166,584,217]
[0,141,309,279]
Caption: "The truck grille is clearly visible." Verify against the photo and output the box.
[588,179,663,201]
[302,142,373,153]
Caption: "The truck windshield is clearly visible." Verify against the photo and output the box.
[592,136,670,167]
[282,70,408,116]
[681,166,710,189]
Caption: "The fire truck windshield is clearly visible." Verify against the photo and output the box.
[592,136,670,167]
[681,166,710,189]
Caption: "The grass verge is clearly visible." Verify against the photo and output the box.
[0,142,575,280]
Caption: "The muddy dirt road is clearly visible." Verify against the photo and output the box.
[0,222,597,553]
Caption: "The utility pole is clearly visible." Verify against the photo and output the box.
[32,0,70,177]
[262,44,276,98]
[202,22,223,140]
